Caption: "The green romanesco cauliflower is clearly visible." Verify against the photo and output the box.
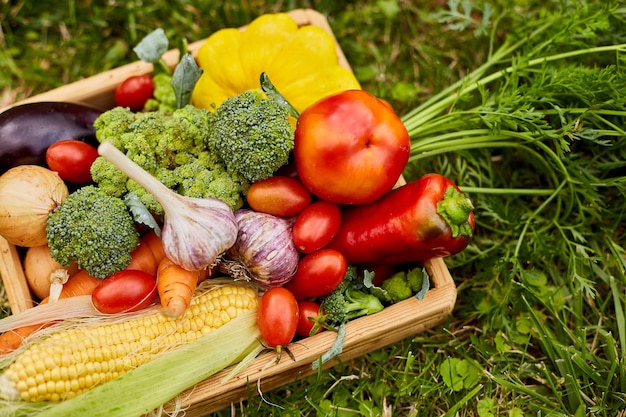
[91,104,248,216]
[381,267,425,303]
[207,89,294,183]
[364,267,428,304]
[46,186,139,279]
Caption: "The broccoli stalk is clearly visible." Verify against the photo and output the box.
[318,266,384,328]
[46,186,139,278]
[311,266,384,369]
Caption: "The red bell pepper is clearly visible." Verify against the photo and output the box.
[326,173,474,264]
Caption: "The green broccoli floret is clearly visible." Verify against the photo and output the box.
[143,72,177,113]
[91,104,248,214]
[89,156,127,197]
[46,186,139,279]
[207,89,294,183]
[92,106,138,150]
[319,266,384,327]
[172,159,249,210]
[365,267,427,304]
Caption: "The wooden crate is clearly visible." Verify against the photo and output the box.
[0,9,457,415]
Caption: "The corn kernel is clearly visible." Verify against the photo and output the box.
[1,285,258,402]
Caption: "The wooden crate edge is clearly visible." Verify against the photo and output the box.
[0,236,33,312]
[177,257,457,415]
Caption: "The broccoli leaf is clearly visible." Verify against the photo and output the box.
[260,72,300,118]
[171,53,203,109]
[362,269,391,303]
[312,323,346,370]
[133,28,169,63]
[124,192,162,237]
[415,270,430,300]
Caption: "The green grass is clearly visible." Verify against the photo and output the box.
[2,0,625,416]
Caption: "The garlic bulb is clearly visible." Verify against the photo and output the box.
[0,165,68,247]
[221,209,299,287]
[98,141,237,271]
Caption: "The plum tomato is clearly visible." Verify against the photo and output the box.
[45,139,99,184]
[292,201,342,254]
[246,176,311,217]
[114,74,154,111]
[91,270,158,314]
[284,249,347,300]
[257,287,299,348]
[294,90,410,204]
[296,300,324,338]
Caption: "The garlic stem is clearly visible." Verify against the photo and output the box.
[98,141,238,271]
[98,141,174,203]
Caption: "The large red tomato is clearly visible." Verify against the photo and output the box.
[293,90,410,204]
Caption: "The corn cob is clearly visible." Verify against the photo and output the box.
[0,284,258,402]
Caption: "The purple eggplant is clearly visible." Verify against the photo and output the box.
[0,101,103,174]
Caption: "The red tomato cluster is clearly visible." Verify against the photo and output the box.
[251,176,346,349]
[254,90,412,352]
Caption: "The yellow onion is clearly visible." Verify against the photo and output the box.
[0,165,69,247]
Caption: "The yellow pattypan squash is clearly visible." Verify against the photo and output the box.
[191,13,361,113]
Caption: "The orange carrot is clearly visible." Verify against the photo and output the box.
[53,269,101,299]
[126,231,166,276]
[0,270,100,355]
[157,257,200,318]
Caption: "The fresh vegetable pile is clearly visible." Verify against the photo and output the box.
[0,12,474,416]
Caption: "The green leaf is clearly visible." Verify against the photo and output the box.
[260,72,299,118]
[477,398,496,417]
[521,269,548,288]
[123,192,161,236]
[440,358,465,391]
[456,358,482,389]
[312,323,346,370]
[170,53,202,109]
[359,400,380,417]
[133,28,169,63]
[414,270,430,300]
[377,0,400,19]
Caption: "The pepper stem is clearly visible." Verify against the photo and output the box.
[436,186,474,238]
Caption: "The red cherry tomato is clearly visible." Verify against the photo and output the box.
[45,139,99,184]
[246,176,311,217]
[284,249,347,300]
[114,74,154,111]
[294,90,410,204]
[296,300,324,338]
[91,270,157,314]
[292,201,342,254]
[257,287,299,348]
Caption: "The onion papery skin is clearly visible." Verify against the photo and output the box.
[0,165,69,247]
[226,209,299,287]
